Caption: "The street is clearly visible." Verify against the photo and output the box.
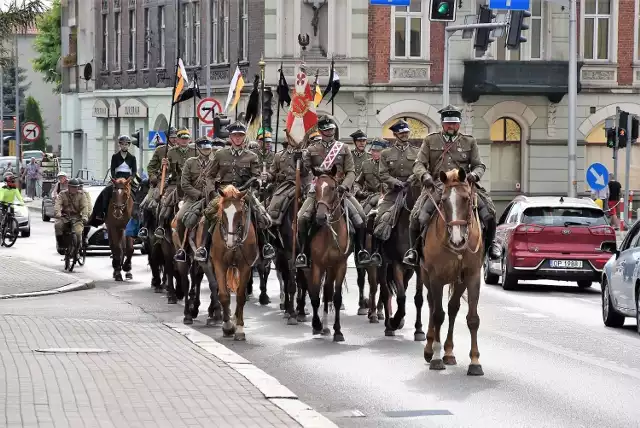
[2,213,640,428]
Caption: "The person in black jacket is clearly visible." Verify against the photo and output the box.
[89,135,137,226]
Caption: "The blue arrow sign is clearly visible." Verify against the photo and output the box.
[488,0,530,10]
[148,131,167,150]
[370,0,410,5]
[586,162,609,192]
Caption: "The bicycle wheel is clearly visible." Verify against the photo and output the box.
[76,239,86,266]
[1,217,19,248]
[67,234,78,272]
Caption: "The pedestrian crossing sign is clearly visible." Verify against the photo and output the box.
[148,131,167,150]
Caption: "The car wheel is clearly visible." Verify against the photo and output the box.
[577,280,592,289]
[20,229,30,238]
[483,256,500,285]
[636,285,640,336]
[42,212,50,222]
[602,278,625,328]
[501,254,518,291]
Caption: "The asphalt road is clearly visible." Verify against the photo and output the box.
[6,215,640,428]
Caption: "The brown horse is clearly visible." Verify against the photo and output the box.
[307,166,350,342]
[421,168,485,376]
[105,178,134,281]
[211,185,258,341]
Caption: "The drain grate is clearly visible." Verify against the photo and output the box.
[34,348,110,354]
[384,410,453,418]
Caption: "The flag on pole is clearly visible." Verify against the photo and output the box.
[224,66,245,113]
[173,58,189,103]
[285,64,317,144]
[322,60,341,104]
[313,83,322,107]
[277,68,291,108]
[173,73,201,104]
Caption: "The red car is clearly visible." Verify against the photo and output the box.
[484,196,616,290]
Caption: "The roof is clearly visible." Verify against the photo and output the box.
[512,195,600,210]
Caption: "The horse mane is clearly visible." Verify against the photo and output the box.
[443,169,464,185]
[217,185,243,218]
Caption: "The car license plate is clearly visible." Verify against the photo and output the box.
[550,260,583,269]
[103,230,109,240]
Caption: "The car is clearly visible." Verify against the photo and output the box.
[484,195,616,290]
[599,221,640,333]
[0,181,30,237]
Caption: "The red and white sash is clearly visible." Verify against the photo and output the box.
[312,141,344,186]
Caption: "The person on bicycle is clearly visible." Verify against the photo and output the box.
[0,172,24,205]
[51,172,68,200]
[54,178,88,252]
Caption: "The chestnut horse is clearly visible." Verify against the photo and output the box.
[307,166,350,342]
[105,178,134,281]
[211,185,258,341]
[421,168,485,376]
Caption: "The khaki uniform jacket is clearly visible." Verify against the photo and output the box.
[413,132,486,185]
[207,147,260,187]
[302,140,356,189]
[252,149,275,170]
[355,159,383,194]
[379,143,420,188]
[181,154,214,203]
[167,146,198,185]
[54,190,88,222]
[267,148,309,184]
[352,150,371,178]
[147,144,172,182]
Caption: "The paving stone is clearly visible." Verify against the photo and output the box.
[0,256,75,295]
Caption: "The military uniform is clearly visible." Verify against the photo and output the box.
[350,130,371,178]
[354,138,388,216]
[404,105,497,265]
[54,181,88,249]
[265,144,309,225]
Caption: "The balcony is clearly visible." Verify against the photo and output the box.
[461,60,583,104]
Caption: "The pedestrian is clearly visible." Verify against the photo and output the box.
[24,157,41,199]
[607,173,622,229]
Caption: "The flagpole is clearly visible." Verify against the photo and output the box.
[235,58,240,121]
[274,62,283,153]
[175,0,181,128]
[193,73,199,139]
[330,57,334,116]
[259,54,265,142]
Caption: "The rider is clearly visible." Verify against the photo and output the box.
[403,105,498,266]
[90,135,137,226]
[0,172,24,205]
[78,179,94,246]
[295,115,372,268]
[175,137,215,262]
[54,178,88,251]
[195,121,275,261]
[254,128,275,167]
[350,129,371,178]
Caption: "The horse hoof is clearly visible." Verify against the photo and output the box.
[259,293,271,306]
[234,333,246,341]
[114,274,123,282]
[279,303,286,310]
[414,332,427,342]
[385,329,395,337]
[377,310,385,320]
[183,316,193,325]
[287,317,298,326]
[369,315,379,324]
[397,318,405,330]
[213,312,223,322]
[154,287,163,294]
[424,351,433,363]
[443,355,457,365]
[296,314,307,323]
[340,303,345,310]
[283,312,290,320]
[321,328,331,336]
[167,296,178,304]
[333,333,345,342]
[357,308,368,316]
[125,273,133,280]
[363,297,370,308]
[429,359,446,371]
[190,308,199,318]
[312,329,322,335]
[467,364,484,376]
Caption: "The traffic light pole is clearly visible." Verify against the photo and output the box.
[567,0,578,197]
[624,114,633,226]
[442,22,508,108]
[614,106,620,181]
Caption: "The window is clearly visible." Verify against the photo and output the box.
[239,0,248,61]
[128,9,136,69]
[489,0,544,60]
[182,3,190,64]
[583,0,611,60]
[143,8,150,68]
[392,0,424,59]
[490,118,522,143]
[522,207,607,227]
[158,6,165,67]
[114,12,121,70]
[101,14,108,69]
[193,1,200,65]
[211,0,229,64]
[506,204,521,223]
[490,117,522,192]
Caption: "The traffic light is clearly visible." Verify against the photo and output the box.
[506,10,531,50]
[618,128,628,148]
[474,6,496,52]
[429,0,456,22]
[214,115,231,139]
[632,117,639,142]
[131,129,141,148]
[606,128,617,149]
[262,87,274,133]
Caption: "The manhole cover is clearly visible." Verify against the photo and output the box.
[34,348,110,354]
[384,410,453,418]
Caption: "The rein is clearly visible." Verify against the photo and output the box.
[315,178,350,255]
[111,182,132,220]
[218,200,253,251]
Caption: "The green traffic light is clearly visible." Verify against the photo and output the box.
[437,2,449,14]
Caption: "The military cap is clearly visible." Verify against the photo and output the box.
[370,138,389,150]
[167,126,178,137]
[227,121,247,134]
[318,115,337,131]
[439,105,462,123]
[389,119,410,134]
[118,135,131,143]
[350,129,367,140]
[309,131,321,141]
[211,137,226,148]
[68,178,81,187]
[195,137,213,149]
[176,128,191,139]
[257,128,273,142]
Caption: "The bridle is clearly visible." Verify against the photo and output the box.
[315,175,350,254]
[111,180,131,220]
[218,199,252,250]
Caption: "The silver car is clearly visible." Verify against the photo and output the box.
[0,182,30,237]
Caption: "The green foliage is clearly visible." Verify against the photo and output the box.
[0,1,46,68]
[33,0,61,93]
[23,96,46,151]
[2,57,31,120]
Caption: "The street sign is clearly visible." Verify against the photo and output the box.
[197,97,222,125]
[201,125,214,139]
[148,130,167,150]
[488,0,530,10]
[370,0,411,4]
[21,122,40,142]
[586,162,609,191]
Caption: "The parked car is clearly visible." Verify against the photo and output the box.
[484,196,616,290]
[0,181,30,237]
[599,221,640,332]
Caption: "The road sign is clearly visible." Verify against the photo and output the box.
[488,0,530,10]
[586,162,609,191]
[148,130,167,150]
[201,125,214,139]
[21,122,40,142]
[370,0,410,5]
[197,97,222,125]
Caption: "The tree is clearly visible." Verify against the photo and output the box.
[0,1,46,68]
[2,57,30,120]
[23,96,46,151]
[33,0,61,93]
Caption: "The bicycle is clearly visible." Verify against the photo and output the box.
[0,202,19,248]
[61,218,84,272]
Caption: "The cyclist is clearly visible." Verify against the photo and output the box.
[54,178,88,252]
[0,172,25,206]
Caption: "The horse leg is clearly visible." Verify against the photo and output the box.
[367,266,379,323]
[164,244,178,304]
[111,234,124,282]
[247,270,254,299]
[356,268,368,316]
[309,264,323,335]
[258,261,271,306]
[190,264,203,319]
[413,268,426,341]
[296,269,308,322]
[427,283,446,371]
[277,267,286,310]
[202,260,222,325]
[233,266,252,341]
[422,270,436,362]
[376,284,385,321]
[150,244,163,293]
[332,263,347,342]
[379,263,394,336]
[285,264,299,325]
[123,237,134,280]
[321,272,333,336]
[214,263,234,337]
[181,262,194,324]
[389,262,407,331]
[466,275,484,376]
[443,282,466,365]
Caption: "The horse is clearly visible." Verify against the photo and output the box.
[105,178,134,281]
[421,168,484,376]
[306,166,350,342]
[246,181,274,306]
[149,201,183,303]
[379,182,425,340]
[360,214,385,322]
[210,185,259,341]
[194,217,223,325]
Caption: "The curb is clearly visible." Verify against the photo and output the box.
[165,323,338,428]
[0,278,95,299]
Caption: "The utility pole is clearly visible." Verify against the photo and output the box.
[623,113,633,226]
[567,0,578,197]
[0,67,4,156]
[14,32,21,181]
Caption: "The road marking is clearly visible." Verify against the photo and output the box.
[523,312,547,318]
[384,410,454,417]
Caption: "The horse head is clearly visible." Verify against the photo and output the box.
[110,177,132,220]
[312,164,339,226]
[216,185,249,248]
[438,168,475,250]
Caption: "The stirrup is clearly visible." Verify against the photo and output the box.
[138,227,149,239]
[357,250,371,266]
[370,252,383,267]
[403,249,418,266]
[295,253,308,268]
[154,227,165,238]
[488,244,500,260]
[194,247,208,262]
[174,249,187,262]
[262,244,275,260]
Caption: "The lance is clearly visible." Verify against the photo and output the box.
[274,62,283,153]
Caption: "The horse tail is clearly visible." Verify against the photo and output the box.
[226,266,240,293]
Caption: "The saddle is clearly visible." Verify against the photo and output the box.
[374,189,407,241]
[269,182,296,225]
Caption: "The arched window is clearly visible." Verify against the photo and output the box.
[382,117,430,146]
[490,117,521,143]
[585,122,606,144]
[490,117,522,192]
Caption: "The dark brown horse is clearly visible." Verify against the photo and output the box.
[211,185,258,341]
[307,166,350,342]
[105,178,134,281]
[421,168,484,376]
[195,218,222,325]
[361,215,385,322]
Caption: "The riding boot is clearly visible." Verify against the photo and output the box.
[138,210,149,239]
[483,216,499,260]
[295,218,309,268]
[195,229,212,262]
[403,225,423,266]
[370,237,383,267]
[355,225,372,267]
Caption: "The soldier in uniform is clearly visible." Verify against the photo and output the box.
[403,105,498,266]
[154,128,197,238]
[350,129,371,178]
[195,121,275,261]
[295,115,371,268]
[256,128,275,163]
[54,178,88,251]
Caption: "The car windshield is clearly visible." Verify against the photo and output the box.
[522,206,607,227]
